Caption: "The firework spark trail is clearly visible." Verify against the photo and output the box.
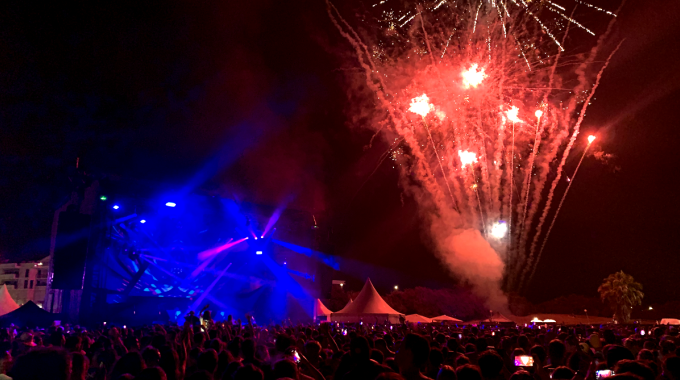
[521,42,623,289]
[512,116,568,287]
[527,136,594,284]
[492,0,507,37]
[516,113,544,248]
[351,137,404,203]
[509,121,516,246]
[473,1,483,34]
[511,13,573,287]
[445,141,466,214]
[546,5,595,36]
[491,116,506,230]
[575,0,617,17]
[423,118,460,211]
[517,0,564,51]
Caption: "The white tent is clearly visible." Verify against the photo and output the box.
[0,284,19,316]
[432,315,463,323]
[331,279,404,324]
[660,318,680,325]
[314,299,333,320]
[405,314,432,323]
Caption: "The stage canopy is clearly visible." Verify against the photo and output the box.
[0,285,19,316]
[331,278,404,324]
[314,299,333,320]
[405,314,432,323]
[0,301,56,327]
[432,315,463,323]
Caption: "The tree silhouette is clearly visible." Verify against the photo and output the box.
[597,271,644,323]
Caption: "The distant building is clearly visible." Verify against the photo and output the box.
[0,256,49,307]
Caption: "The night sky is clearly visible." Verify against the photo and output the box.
[1,0,678,304]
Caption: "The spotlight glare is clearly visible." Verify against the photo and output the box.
[113,205,120,210]
[490,221,508,239]
[587,135,596,144]
[140,219,146,224]
[165,202,176,207]
[100,195,107,201]
[256,251,263,255]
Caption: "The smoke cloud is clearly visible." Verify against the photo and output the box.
[426,201,508,312]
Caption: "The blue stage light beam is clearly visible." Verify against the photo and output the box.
[185,263,232,315]
[262,204,287,238]
[271,239,339,270]
[259,255,309,301]
[176,120,269,199]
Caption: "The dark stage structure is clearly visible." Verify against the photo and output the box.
[44,177,336,326]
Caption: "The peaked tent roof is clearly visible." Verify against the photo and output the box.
[405,314,432,323]
[335,279,402,315]
[468,312,515,325]
[314,299,333,318]
[0,301,56,327]
[432,315,463,322]
[0,285,19,316]
[486,312,514,323]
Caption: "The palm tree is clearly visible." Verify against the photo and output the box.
[597,271,644,324]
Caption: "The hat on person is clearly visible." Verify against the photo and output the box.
[579,342,591,353]
[18,332,36,347]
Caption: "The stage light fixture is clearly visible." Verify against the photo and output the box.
[113,205,120,210]
[100,195,107,201]
[165,202,176,207]
[256,251,263,255]
[140,219,146,224]
[283,261,287,265]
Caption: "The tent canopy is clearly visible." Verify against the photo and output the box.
[405,314,432,323]
[432,315,463,323]
[331,279,404,324]
[660,318,680,325]
[468,312,515,325]
[0,285,19,316]
[0,301,56,327]
[314,299,333,319]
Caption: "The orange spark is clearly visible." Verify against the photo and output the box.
[506,106,522,123]
[409,94,433,117]
[462,64,486,88]
[458,150,478,168]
